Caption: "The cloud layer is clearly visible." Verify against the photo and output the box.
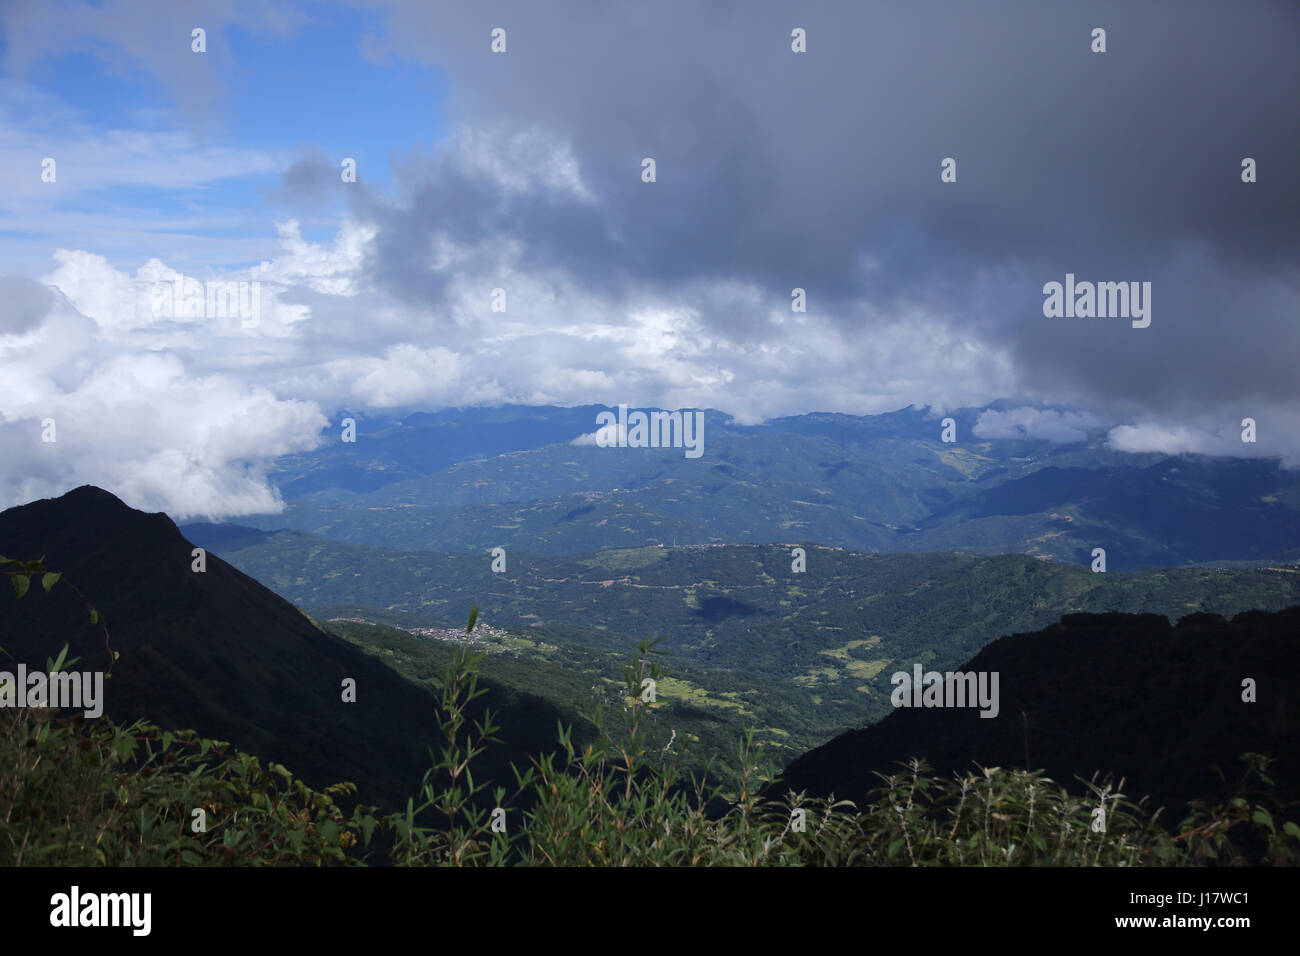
[1,0,1297,514]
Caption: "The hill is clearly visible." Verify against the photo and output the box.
[0,486,576,812]
[237,404,1300,570]
[769,606,1300,820]
[187,524,1300,766]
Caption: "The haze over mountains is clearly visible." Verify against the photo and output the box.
[231,404,1300,570]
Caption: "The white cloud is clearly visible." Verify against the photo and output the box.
[250,219,373,296]
[1107,423,1212,456]
[4,205,1040,518]
[1103,407,1300,468]
[571,421,624,447]
[0,79,283,212]
[2,28,1295,520]
[0,279,327,517]
[448,125,597,204]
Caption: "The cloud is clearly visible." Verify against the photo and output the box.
[1108,422,1218,457]
[1108,408,1300,468]
[0,276,327,517]
[974,408,1106,444]
[0,77,286,274]
[2,0,1298,518]
[0,276,54,335]
[571,425,618,448]
[341,0,1299,447]
[0,0,306,129]
[0,78,284,209]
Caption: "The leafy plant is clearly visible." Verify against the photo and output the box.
[0,554,115,673]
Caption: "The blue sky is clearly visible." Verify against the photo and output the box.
[0,7,446,268]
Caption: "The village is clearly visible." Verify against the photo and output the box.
[328,615,515,649]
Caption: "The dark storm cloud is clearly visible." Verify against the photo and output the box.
[352,138,618,311]
[352,0,1298,416]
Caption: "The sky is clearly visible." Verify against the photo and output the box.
[0,0,1296,517]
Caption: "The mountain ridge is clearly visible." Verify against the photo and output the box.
[769,605,1300,820]
[0,486,574,812]
[218,404,1300,570]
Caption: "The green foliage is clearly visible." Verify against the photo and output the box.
[1,555,379,865]
[1,636,1295,867]
[386,638,534,866]
[218,535,1300,771]
[1,555,115,669]
[0,709,380,866]
[415,640,1300,867]
[3,565,1295,866]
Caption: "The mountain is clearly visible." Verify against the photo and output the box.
[769,607,1300,820]
[5,485,1298,824]
[235,404,1300,570]
[185,524,1300,766]
[268,404,610,499]
[0,486,576,812]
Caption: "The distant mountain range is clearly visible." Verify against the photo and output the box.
[770,606,1300,821]
[237,404,1300,570]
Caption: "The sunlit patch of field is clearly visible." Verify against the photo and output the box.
[793,666,841,687]
[817,636,882,661]
[580,547,669,572]
[650,676,756,717]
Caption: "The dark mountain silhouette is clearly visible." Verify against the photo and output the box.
[0,486,572,812]
[769,607,1300,820]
